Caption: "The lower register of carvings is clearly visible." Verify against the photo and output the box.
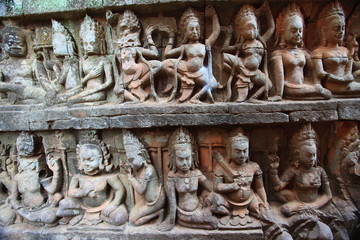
[0,0,360,239]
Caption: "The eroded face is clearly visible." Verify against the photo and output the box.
[284,16,303,47]
[242,19,258,41]
[79,145,102,175]
[83,32,100,55]
[185,21,201,42]
[175,143,192,173]
[126,148,145,171]
[230,140,249,165]
[297,142,317,169]
[323,15,345,44]
[4,33,27,57]
[52,33,69,56]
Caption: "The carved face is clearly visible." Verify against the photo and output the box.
[284,16,303,47]
[79,144,102,175]
[120,47,136,61]
[230,139,249,165]
[185,21,201,42]
[241,19,258,41]
[126,148,145,171]
[323,15,345,44]
[52,33,69,56]
[82,32,101,55]
[16,137,35,157]
[3,32,27,57]
[175,143,192,173]
[297,142,317,169]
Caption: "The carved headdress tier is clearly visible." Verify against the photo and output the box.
[1,25,24,42]
[180,8,203,39]
[228,127,248,143]
[117,10,141,48]
[275,3,304,48]
[51,19,77,56]
[291,124,317,150]
[122,130,146,153]
[80,15,105,41]
[168,127,199,172]
[235,4,256,38]
[318,0,345,21]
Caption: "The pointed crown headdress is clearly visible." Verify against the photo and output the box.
[168,127,199,172]
[117,10,141,48]
[80,15,105,40]
[275,3,304,48]
[122,130,151,164]
[317,0,345,35]
[235,4,257,40]
[51,19,78,56]
[180,8,203,41]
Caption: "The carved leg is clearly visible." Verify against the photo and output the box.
[179,80,195,103]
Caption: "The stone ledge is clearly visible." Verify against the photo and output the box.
[0,99,358,131]
[0,223,263,240]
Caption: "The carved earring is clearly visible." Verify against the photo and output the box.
[280,38,286,49]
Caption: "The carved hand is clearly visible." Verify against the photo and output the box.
[205,5,216,17]
[268,153,280,169]
[47,155,61,173]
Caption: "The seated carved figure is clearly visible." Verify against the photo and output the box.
[67,16,113,106]
[56,135,128,227]
[158,127,229,231]
[269,3,332,101]
[213,128,268,228]
[6,132,63,225]
[222,2,274,103]
[269,124,335,240]
[33,20,82,106]
[0,25,46,104]
[0,143,16,226]
[122,130,165,226]
[162,5,220,103]
[108,10,162,103]
[311,1,360,97]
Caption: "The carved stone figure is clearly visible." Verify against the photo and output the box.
[163,5,220,103]
[32,20,81,105]
[312,1,360,97]
[0,143,16,226]
[6,132,63,225]
[326,122,360,237]
[56,133,128,227]
[269,124,342,240]
[107,10,162,103]
[213,128,268,228]
[67,16,113,106]
[122,130,165,226]
[158,127,229,231]
[222,2,274,103]
[268,3,332,101]
[0,25,46,104]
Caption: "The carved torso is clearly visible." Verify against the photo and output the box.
[184,43,206,73]
[169,169,206,212]
[241,40,264,71]
[281,166,328,203]
[0,57,34,87]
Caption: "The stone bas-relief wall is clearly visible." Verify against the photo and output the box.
[0,0,360,239]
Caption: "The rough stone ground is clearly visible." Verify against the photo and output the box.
[0,223,263,240]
